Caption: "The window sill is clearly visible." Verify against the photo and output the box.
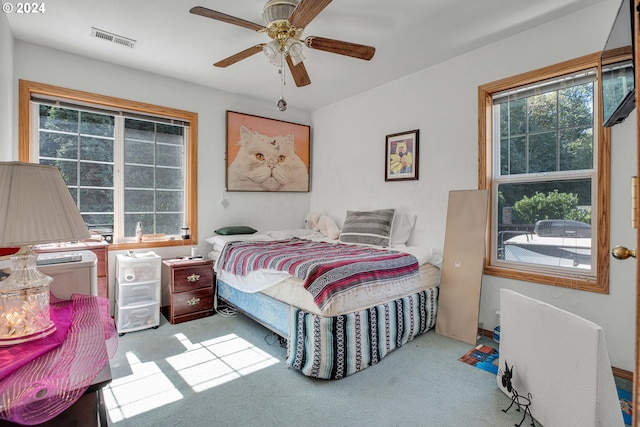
[108,238,195,252]
[483,264,607,294]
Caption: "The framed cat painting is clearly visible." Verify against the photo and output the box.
[385,129,419,181]
[226,111,311,192]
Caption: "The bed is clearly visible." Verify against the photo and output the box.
[207,211,441,379]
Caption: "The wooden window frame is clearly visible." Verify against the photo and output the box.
[478,53,610,293]
[18,79,199,251]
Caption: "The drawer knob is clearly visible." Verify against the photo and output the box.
[186,273,200,282]
[187,297,201,306]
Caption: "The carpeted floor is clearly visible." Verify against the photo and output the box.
[104,313,533,427]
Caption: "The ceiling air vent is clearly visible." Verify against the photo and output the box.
[91,27,136,48]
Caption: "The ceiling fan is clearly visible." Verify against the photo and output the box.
[189,0,376,88]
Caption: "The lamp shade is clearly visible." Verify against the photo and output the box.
[0,162,90,247]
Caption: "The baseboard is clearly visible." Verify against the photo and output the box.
[612,367,634,382]
[478,328,634,382]
[480,328,493,338]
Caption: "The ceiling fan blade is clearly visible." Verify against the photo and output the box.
[305,36,375,60]
[190,6,265,32]
[286,55,311,87]
[288,0,332,29]
[214,45,264,68]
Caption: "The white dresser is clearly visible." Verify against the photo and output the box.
[40,250,98,299]
[0,250,98,300]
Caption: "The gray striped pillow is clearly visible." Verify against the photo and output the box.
[339,209,395,247]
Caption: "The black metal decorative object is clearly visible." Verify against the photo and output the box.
[500,360,536,427]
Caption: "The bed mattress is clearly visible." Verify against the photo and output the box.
[257,263,439,317]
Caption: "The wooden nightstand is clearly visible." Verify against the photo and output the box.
[162,258,214,324]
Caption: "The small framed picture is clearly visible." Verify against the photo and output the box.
[226,111,311,192]
[385,129,419,181]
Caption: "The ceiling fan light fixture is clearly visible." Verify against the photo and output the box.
[191,0,375,88]
[269,54,284,67]
[289,52,305,66]
[263,39,281,60]
[286,38,305,66]
[263,0,298,26]
[264,39,285,66]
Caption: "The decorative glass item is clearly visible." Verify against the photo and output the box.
[136,222,143,242]
[0,247,55,345]
[181,226,190,240]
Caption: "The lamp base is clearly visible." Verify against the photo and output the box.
[0,246,55,344]
[0,322,56,347]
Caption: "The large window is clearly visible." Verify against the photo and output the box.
[478,53,610,293]
[19,80,198,250]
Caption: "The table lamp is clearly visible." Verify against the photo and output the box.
[0,162,90,345]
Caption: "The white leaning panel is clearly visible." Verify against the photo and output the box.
[498,288,623,427]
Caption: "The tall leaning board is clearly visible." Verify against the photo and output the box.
[435,189,489,345]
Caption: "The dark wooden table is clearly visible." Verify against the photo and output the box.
[0,295,114,427]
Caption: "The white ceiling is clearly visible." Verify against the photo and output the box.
[4,0,607,111]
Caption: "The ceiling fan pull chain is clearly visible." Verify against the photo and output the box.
[277,59,288,111]
[281,58,286,88]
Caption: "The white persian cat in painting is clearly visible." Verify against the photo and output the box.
[228,126,309,192]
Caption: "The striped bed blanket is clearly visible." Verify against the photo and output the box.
[216,238,420,310]
[287,287,439,379]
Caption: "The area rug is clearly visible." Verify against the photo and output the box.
[618,388,632,426]
[458,344,499,375]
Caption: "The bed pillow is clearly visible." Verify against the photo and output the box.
[390,213,417,246]
[214,226,257,235]
[339,209,395,247]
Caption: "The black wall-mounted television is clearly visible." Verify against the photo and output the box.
[601,0,635,128]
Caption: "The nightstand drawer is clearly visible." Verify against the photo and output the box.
[171,265,214,292]
[171,287,213,317]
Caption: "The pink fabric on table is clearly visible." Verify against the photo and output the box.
[0,300,73,381]
[0,294,117,425]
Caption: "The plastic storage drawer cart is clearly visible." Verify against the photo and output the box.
[115,253,161,335]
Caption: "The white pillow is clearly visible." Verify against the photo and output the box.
[390,213,417,246]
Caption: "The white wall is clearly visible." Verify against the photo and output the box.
[310,1,637,370]
[0,11,13,160]
[10,41,312,308]
[12,42,312,238]
[5,0,636,371]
